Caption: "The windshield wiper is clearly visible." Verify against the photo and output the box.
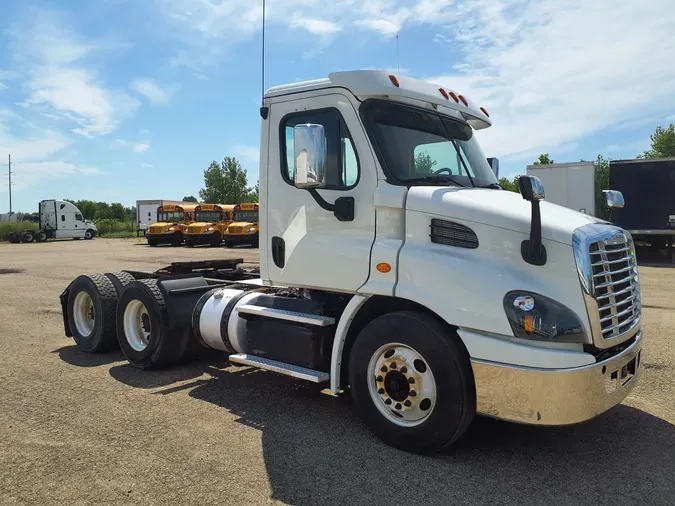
[479,182,503,189]
[403,175,467,187]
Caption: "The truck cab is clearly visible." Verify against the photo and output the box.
[146,204,197,247]
[223,203,259,247]
[38,200,97,241]
[62,70,643,454]
[184,204,235,247]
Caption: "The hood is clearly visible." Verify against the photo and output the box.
[227,221,256,232]
[189,222,215,228]
[148,221,180,232]
[406,187,605,245]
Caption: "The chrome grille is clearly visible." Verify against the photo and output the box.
[588,232,641,341]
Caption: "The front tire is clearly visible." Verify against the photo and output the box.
[116,279,191,369]
[348,311,476,454]
[84,229,95,240]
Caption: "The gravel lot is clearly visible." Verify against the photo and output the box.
[0,238,673,505]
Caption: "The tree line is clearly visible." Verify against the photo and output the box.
[497,123,675,218]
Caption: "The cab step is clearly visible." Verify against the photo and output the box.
[234,304,335,326]
[228,354,330,383]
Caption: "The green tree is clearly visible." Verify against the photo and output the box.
[414,152,437,173]
[250,182,259,203]
[182,195,199,203]
[532,153,554,165]
[639,123,675,159]
[498,176,520,192]
[199,157,254,204]
[109,203,126,221]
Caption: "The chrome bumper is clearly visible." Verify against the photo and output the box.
[472,331,643,425]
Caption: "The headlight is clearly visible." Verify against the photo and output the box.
[207,227,214,232]
[503,291,587,343]
[168,227,175,232]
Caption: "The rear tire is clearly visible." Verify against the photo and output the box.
[116,279,191,369]
[21,231,35,243]
[8,232,21,244]
[66,274,118,353]
[35,230,48,242]
[104,271,136,297]
[348,311,476,454]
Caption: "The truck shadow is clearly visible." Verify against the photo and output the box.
[183,367,675,506]
[54,345,125,368]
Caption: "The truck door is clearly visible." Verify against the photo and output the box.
[266,92,377,292]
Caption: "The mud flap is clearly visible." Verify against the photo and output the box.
[59,282,73,337]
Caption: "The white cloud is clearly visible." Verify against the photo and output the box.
[141,162,154,168]
[111,139,150,153]
[425,0,675,163]
[5,161,102,189]
[8,9,140,137]
[133,143,150,152]
[130,78,176,105]
[290,16,341,36]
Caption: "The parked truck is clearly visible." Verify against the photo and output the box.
[526,162,597,215]
[5,200,97,243]
[59,71,642,454]
[609,157,675,257]
[184,204,236,247]
[223,203,259,247]
[145,203,197,247]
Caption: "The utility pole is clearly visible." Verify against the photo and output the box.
[7,154,12,215]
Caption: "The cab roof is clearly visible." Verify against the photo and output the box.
[264,70,492,130]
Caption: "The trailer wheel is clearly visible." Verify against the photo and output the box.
[84,229,95,240]
[35,230,48,242]
[7,232,22,244]
[348,311,476,454]
[116,279,190,369]
[104,271,136,296]
[21,230,35,243]
[66,274,118,353]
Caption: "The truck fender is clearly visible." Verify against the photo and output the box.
[59,281,73,338]
[329,294,371,394]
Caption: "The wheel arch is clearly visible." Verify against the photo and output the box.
[330,294,466,393]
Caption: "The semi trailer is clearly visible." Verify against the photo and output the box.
[60,70,643,454]
[526,162,597,215]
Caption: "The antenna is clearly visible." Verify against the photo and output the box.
[261,0,266,106]
[396,33,400,73]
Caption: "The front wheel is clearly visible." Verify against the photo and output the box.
[348,311,476,454]
[84,229,95,240]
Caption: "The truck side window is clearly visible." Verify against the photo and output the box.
[281,109,359,190]
[75,213,83,221]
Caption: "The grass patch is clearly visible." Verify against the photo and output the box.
[98,230,137,238]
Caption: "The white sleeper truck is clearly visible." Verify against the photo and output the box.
[59,71,642,454]
[8,200,97,243]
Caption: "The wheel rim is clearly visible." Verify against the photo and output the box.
[367,342,437,427]
[73,291,95,337]
[123,300,152,351]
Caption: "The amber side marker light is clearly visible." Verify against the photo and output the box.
[438,88,449,100]
[480,107,490,117]
[388,74,400,87]
[448,91,459,103]
[376,263,392,273]
[458,94,468,106]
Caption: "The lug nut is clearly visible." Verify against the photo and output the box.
[400,366,407,374]
[404,400,412,407]
[381,366,388,373]
[390,363,397,369]
[378,388,385,395]
[376,375,383,382]
[408,377,415,384]
[395,403,402,410]
[385,398,392,405]
[409,390,417,397]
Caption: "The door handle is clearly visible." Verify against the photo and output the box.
[271,236,285,268]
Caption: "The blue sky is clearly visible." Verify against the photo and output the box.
[1,0,674,213]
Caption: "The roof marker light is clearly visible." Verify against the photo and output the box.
[438,88,449,100]
[458,94,468,106]
[480,107,490,117]
[388,74,400,87]
[448,91,459,103]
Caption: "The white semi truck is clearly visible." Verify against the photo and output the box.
[6,200,97,243]
[59,71,642,454]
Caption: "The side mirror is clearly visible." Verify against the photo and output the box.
[518,175,546,266]
[603,190,624,209]
[487,157,500,178]
[518,175,545,202]
[293,123,327,189]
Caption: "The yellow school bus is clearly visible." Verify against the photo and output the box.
[184,203,236,247]
[223,203,259,248]
[146,203,197,247]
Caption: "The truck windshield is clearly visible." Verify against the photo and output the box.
[234,210,258,222]
[196,211,222,222]
[157,211,184,222]
[361,100,498,188]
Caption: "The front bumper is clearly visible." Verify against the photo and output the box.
[185,233,217,243]
[472,331,643,425]
[147,233,181,243]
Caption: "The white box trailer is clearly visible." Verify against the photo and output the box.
[526,162,596,215]
[136,200,191,232]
